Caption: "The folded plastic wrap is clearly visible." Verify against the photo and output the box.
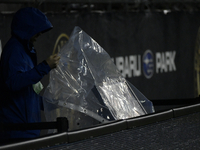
[43,26,154,130]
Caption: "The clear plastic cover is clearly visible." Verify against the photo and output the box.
[43,26,154,131]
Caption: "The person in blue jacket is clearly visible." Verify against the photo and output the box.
[0,7,60,144]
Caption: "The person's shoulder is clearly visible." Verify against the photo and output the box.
[2,37,25,59]
[4,37,24,52]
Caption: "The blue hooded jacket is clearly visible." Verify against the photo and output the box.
[0,7,52,140]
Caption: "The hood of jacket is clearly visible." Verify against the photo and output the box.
[11,7,53,42]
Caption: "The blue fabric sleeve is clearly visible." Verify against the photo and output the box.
[3,47,51,91]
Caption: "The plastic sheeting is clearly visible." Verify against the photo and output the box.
[43,26,154,130]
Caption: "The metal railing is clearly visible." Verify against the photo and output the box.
[0,117,68,133]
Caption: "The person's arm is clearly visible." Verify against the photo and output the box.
[3,51,60,92]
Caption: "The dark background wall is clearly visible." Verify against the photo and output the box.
[1,1,200,101]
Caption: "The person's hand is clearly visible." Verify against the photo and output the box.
[46,54,60,69]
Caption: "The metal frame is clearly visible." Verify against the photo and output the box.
[1,0,200,3]
[1,0,200,12]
